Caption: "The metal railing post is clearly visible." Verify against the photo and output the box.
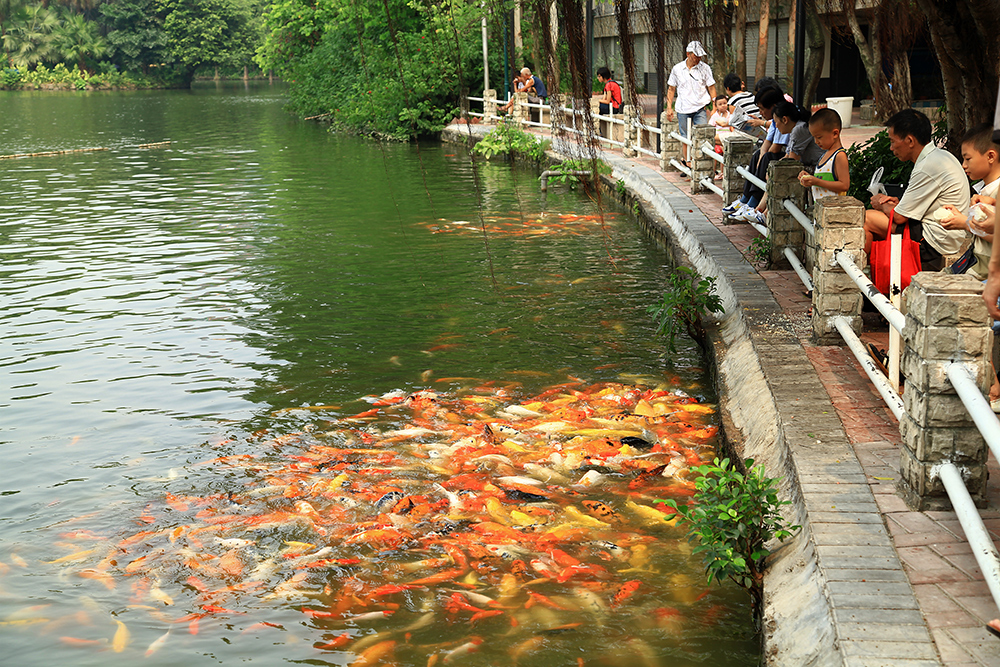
[899,272,993,510]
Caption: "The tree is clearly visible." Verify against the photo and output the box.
[2,3,58,68]
[754,0,770,84]
[52,11,107,71]
[158,0,254,84]
[913,0,1000,151]
[100,0,171,73]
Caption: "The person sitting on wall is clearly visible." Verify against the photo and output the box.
[596,67,622,115]
[499,70,531,114]
[522,68,547,104]
[863,109,971,270]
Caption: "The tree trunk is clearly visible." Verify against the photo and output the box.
[842,2,882,116]
[243,65,248,82]
[733,0,747,83]
[786,0,795,85]
[710,1,733,79]
[803,0,824,108]
[214,66,219,81]
[755,0,771,84]
[913,0,1000,152]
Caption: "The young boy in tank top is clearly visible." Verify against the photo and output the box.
[797,108,850,200]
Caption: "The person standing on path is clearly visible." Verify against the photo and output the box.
[665,41,717,166]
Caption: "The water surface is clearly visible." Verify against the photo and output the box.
[0,83,757,665]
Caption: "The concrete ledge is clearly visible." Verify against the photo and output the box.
[439,126,935,666]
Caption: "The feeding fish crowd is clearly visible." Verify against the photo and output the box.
[420,213,616,237]
[5,379,734,665]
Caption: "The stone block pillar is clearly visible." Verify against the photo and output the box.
[484,89,498,124]
[659,112,680,171]
[810,197,866,344]
[511,92,529,127]
[765,160,808,266]
[690,125,717,194]
[622,105,638,158]
[722,134,754,208]
[898,272,993,510]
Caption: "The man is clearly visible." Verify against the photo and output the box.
[864,109,970,270]
[665,41,717,164]
[499,70,531,114]
[522,68,547,104]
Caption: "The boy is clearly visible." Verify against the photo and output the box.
[723,73,762,138]
[797,108,850,201]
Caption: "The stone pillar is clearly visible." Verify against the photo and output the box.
[810,197,866,345]
[659,112,680,171]
[898,272,993,510]
[722,134,754,208]
[765,160,808,266]
[511,92,529,127]
[690,125,717,194]
[484,89,498,124]
[589,97,602,139]
[622,105,638,158]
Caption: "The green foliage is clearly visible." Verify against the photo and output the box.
[100,0,171,73]
[256,0,492,139]
[1,67,23,88]
[158,0,256,81]
[472,118,549,161]
[746,235,771,267]
[647,266,724,353]
[545,157,610,188]
[616,178,626,197]
[845,129,914,206]
[658,457,799,607]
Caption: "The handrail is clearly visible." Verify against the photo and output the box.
[668,131,692,147]
[783,247,814,293]
[834,251,907,333]
[748,220,769,238]
[698,178,724,198]
[735,165,766,191]
[700,142,724,164]
[669,158,691,175]
[781,199,816,237]
[947,362,1000,462]
[936,462,1000,614]
[833,316,906,419]
[467,96,485,102]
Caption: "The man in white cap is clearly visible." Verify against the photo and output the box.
[665,40,716,166]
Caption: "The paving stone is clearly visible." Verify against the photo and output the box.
[829,593,920,610]
[930,628,978,664]
[946,627,1000,667]
[839,639,938,659]
[837,622,932,642]
[822,556,906,570]
[842,660,942,667]
[827,581,914,597]
[822,569,908,583]
[834,608,927,625]
[816,545,899,558]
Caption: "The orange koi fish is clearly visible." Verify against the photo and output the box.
[315,633,352,650]
[610,580,642,608]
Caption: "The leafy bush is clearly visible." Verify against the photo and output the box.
[1,68,24,89]
[647,266,724,353]
[746,236,772,268]
[846,129,913,206]
[658,457,799,610]
[472,118,550,162]
[545,157,611,188]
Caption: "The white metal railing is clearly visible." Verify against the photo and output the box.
[833,315,905,418]
[736,165,767,191]
[782,199,816,237]
[834,251,907,333]
[700,141,724,164]
[698,178,724,198]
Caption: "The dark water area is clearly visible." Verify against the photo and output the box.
[0,83,758,665]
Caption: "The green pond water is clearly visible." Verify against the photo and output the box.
[0,83,758,665]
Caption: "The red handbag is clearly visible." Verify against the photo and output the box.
[870,212,921,296]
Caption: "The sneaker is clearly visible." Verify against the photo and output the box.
[733,204,755,222]
[721,199,743,215]
[752,210,766,225]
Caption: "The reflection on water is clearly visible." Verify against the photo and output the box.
[0,83,757,665]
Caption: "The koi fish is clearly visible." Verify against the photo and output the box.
[144,629,170,657]
[442,637,483,663]
[111,620,130,652]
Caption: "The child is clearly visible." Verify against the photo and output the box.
[723,73,764,139]
[709,95,731,129]
[936,123,1000,279]
[797,107,850,201]
[736,102,822,224]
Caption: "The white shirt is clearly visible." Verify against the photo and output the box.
[667,61,715,115]
[894,143,971,255]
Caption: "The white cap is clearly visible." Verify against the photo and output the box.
[686,41,707,57]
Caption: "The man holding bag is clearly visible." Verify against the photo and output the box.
[864,109,970,271]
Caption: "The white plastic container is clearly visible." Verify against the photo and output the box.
[825,96,854,129]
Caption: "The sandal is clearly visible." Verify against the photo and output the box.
[988,623,1000,639]
[865,342,889,376]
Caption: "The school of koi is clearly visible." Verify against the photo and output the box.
[9,379,726,665]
